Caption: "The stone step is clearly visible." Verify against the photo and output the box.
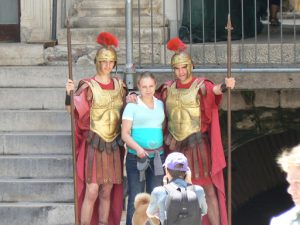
[69,15,165,28]
[74,0,161,18]
[0,155,72,179]
[0,110,70,132]
[57,27,167,44]
[0,202,74,225]
[51,42,300,65]
[47,43,162,65]
[75,0,161,11]
[0,179,73,202]
[0,43,45,66]
[0,66,92,88]
[0,88,65,110]
[0,203,126,225]
[0,132,71,155]
[75,6,159,17]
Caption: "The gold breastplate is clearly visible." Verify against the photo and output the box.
[88,78,124,142]
[165,80,203,141]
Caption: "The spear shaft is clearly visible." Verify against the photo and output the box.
[67,19,79,225]
[225,13,233,225]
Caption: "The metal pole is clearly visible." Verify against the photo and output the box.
[151,0,154,65]
[202,0,205,65]
[125,0,136,90]
[129,67,300,73]
[225,14,233,225]
[51,0,57,42]
[254,0,257,64]
[138,0,141,66]
[294,0,297,64]
[66,18,79,225]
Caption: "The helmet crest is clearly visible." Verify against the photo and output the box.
[167,38,193,75]
[95,32,118,64]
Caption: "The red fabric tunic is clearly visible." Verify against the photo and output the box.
[73,77,125,225]
[159,77,228,225]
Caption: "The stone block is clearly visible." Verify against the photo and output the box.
[0,43,44,66]
[280,90,300,108]
[221,92,252,111]
[254,90,280,108]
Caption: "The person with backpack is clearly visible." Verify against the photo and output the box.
[146,152,207,225]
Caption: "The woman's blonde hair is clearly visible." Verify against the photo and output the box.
[136,72,157,85]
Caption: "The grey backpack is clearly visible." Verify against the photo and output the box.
[163,182,202,225]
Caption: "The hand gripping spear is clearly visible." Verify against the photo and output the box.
[225,14,233,225]
[66,19,79,225]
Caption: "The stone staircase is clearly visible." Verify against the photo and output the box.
[0,65,131,225]
[0,69,116,225]
[0,66,76,225]
[47,0,168,65]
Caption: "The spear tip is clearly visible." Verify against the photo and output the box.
[226,14,233,31]
[66,17,70,28]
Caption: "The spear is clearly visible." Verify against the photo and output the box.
[66,18,79,225]
[225,13,233,225]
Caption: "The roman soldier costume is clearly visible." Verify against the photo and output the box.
[160,37,228,225]
[73,32,126,225]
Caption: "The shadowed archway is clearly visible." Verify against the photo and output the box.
[230,129,300,225]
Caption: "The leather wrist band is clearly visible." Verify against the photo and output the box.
[65,92,71,106]
[221,83,227,93]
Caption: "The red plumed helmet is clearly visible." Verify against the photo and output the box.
[167,37,186,53]
[96,32,119,48]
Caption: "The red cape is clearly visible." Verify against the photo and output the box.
[158,77,228,225]
[73,77,124,225]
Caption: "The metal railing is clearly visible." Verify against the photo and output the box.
[126,0,300,69]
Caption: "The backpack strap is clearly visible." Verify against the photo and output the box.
[164,182,181,195]
[164,183,189,217]
[186,184,196,191]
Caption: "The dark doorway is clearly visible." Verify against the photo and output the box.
[0,0,20,42]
